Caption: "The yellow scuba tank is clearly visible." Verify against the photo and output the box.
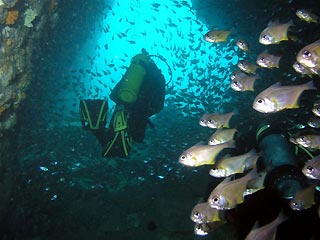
[117,54,149,103]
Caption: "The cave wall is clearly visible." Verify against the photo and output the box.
[0,0,59,235]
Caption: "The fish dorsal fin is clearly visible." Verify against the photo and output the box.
[252,220,260,230]
[195,141,207,146]
[268,20,278,27]
[268,82,281,89]
[287,19,294,27]
[221,175,233,185]
[214,128,223,135]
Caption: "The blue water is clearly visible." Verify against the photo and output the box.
[10,0,320,239]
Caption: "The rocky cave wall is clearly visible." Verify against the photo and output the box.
[0,0,59,231]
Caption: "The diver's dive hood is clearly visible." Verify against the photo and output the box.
[256,119,305,199]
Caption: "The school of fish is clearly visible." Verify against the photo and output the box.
[178,3,320,238]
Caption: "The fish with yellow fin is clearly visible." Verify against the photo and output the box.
[244,210,287,240]
[208,169,260,210]
[296,39,320,68]
[259,20,294,45]
[208,128,237,145]
[236,38,250,52]
[307,116,320,128]
[302,155,320,180]
[206,111,235,129]
[179,141,236,167]
[199,113,210,127]
[204,30,231,43]
[256,52,281,68]
[296,9,319,24]
[230,69,247,80]
[231,75,260,92]
[290,183,317,211]
[194,221,226,236]
[244,170,267,196]
[253,80,316,113]
[295,132,320,149]
[292,61,318,77]
[190,202,226,223]
[209,149,259,178]
[238,60,259,74]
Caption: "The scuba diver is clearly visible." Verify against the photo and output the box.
[79,49,166,157]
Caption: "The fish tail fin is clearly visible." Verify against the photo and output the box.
[223,109,238,128]
[225,140,236,149]
[224,123,230,128]
[244,155,259,170]
[247,148,257,157]
[275,210,288,225]
[232,107,239,116]
[232,128,238,136]
[288,33,298,42]
[247,168,261,181]
[223,111,237,128]
[304,80,316,90]
[288,19,295,27]
[307,74,314,78]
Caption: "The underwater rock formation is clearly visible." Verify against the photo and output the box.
[0,0,58,130]
[0,0,59,236]
[0,0,56,131]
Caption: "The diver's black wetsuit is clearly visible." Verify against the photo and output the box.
[87,52,165,158]
[110,53,165,143]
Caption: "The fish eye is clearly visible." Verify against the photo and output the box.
[256,99,264,104]
[259,57,265,62]
[303,50,312,58]
[307,166,314,172]
[299,136,305,141]
[194,211,199,217]
[213,197,219,202]
[295,62,303,70]
[180,155,186,160]
[233,81,242,88]
[200,119,205,122]
[196,225,201,230]
[262,35,268,40]
[291,202,298,207]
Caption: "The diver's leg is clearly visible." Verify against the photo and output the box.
[91,128,112,147]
